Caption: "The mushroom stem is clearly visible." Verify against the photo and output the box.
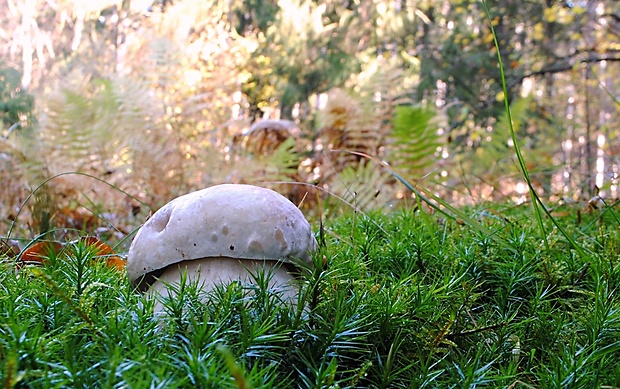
[148,258,300,313]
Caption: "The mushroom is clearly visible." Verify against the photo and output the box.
[126,184,317,312]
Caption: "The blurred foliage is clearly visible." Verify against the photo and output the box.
[0,64,35,132]
[0,0,619,238]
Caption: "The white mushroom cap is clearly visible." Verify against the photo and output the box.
[127,184,317,289]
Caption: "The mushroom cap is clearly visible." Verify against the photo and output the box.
[127,184,317,287]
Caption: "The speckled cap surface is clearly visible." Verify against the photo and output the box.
[126,184,317,286]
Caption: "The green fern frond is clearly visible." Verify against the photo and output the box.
[495,95,532,136]
[389,105,443,177]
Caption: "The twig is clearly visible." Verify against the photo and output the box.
[445,321,506,339]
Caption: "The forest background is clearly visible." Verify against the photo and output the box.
[0,0,619,241]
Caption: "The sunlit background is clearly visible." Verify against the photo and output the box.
[1,0,619,238]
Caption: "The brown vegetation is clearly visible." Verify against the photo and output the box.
[0,0,618,240]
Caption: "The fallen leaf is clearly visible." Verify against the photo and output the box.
[78,236,125,270]
[19,241,63,265]
[16,236,125,270]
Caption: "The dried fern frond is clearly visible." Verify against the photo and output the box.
[319,89,361,133]
[327,159,395,212]
[9,74,182,234]
[317,88,379,171]
[40,75,156,174]
[262,137,302,182]
[2,125,54,237]
[357,64,416,151]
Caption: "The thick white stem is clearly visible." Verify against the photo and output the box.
[147,257,299,314]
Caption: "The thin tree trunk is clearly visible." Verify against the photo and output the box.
[20,0,34,88]
[583,64,596,197]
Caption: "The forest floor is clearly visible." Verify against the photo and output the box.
[1,201,620,388]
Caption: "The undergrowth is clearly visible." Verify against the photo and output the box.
[1,205,620,388]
